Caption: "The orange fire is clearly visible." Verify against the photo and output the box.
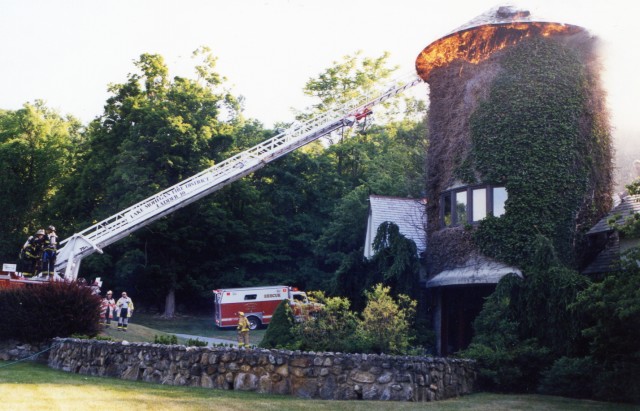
[416,22,584,82]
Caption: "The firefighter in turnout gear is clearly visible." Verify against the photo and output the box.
[116,291,134,331]
[237,312,250,348]
[100,290,116,327]
[42,225,58,276]
[19,229,46,276]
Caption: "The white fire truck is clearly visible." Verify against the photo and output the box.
[213,285,321,330]
[1,74,422,288]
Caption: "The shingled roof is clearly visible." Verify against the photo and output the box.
[582,235,621,275]
[582,194,640,275]
[364,195,427,259]
[425,254,522,288]
[587,194,640,235]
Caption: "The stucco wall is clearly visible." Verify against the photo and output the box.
[48,338,476,402]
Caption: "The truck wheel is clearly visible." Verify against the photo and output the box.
[246,316,260,330]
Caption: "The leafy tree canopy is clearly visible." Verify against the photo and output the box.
[0,102,81,261]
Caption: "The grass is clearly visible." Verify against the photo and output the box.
[100,322,177,343]
[101,312,266,345]
[0,362,635,411]
[41,316,637,409]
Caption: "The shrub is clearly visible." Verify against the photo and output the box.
[538,356,595,398]
[259,300,297,349]
[0,281,101,342]
[70,334,113,341]
[570,247,640,403]
[465,338,551,393]
[461,274,553,392]
[187,338,208,347]
[154,334,178,345]
[293,293,364,353]
[357,284,416,355]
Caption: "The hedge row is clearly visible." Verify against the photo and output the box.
[0,281,101,342]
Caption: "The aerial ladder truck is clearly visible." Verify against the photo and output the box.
[0,74,423,287]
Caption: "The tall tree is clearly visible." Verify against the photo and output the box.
[0,102,81,261]
[295,52,428,302]
[57,49,240,316]
[52,50,427,316]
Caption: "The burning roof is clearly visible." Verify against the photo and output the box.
[415,5,585,82]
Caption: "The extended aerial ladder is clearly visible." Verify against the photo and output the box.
[51,74,423,280]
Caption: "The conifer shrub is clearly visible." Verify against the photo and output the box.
[154,334,178,345]
[259,299,297,349]
[186,337,207,347]
[0,281,101,342]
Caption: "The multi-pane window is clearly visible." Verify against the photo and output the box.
[440,185,507,227]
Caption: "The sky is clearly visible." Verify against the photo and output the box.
[1,0,639,142]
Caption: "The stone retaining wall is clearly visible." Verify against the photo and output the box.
[48,338,475,401]
[0,339,50,362]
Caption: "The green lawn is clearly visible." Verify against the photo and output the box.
[103,312,266,345]
[0,362,634,411]
[131,312,217,335]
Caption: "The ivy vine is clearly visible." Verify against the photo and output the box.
[469,36,612,267]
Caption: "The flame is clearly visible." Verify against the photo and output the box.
[416,22,584,81]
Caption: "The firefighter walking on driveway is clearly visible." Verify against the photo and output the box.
[116,291,134,331]
[237,312,250,348]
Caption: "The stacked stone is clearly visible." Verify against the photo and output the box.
[0,339,50,362]
[48,338,476,402]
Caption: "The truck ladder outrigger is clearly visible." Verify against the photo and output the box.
[55,74,424,280]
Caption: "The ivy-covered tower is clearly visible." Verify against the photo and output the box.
[416,6,613,355]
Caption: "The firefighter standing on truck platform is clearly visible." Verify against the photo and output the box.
[19,229,46,276]
[42,225,58,276]
[237,312,250,348]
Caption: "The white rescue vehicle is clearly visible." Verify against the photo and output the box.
[213,285,321,330]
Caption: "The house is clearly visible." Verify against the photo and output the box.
[363,195,427,259]
[582,194,640,275]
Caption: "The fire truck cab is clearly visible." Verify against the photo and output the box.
[213,285,319,330]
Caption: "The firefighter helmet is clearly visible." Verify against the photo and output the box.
[36,229,45,235]
[238,311,244,316]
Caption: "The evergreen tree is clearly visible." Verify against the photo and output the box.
[371,222,421,299]
[259,299,296,349]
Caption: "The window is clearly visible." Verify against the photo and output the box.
[456,191,467,224]
[244,294,257,301]
[493,187,507,217]
[473,188,487,221]
[443,193,452,227]
[440,184,507,227]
